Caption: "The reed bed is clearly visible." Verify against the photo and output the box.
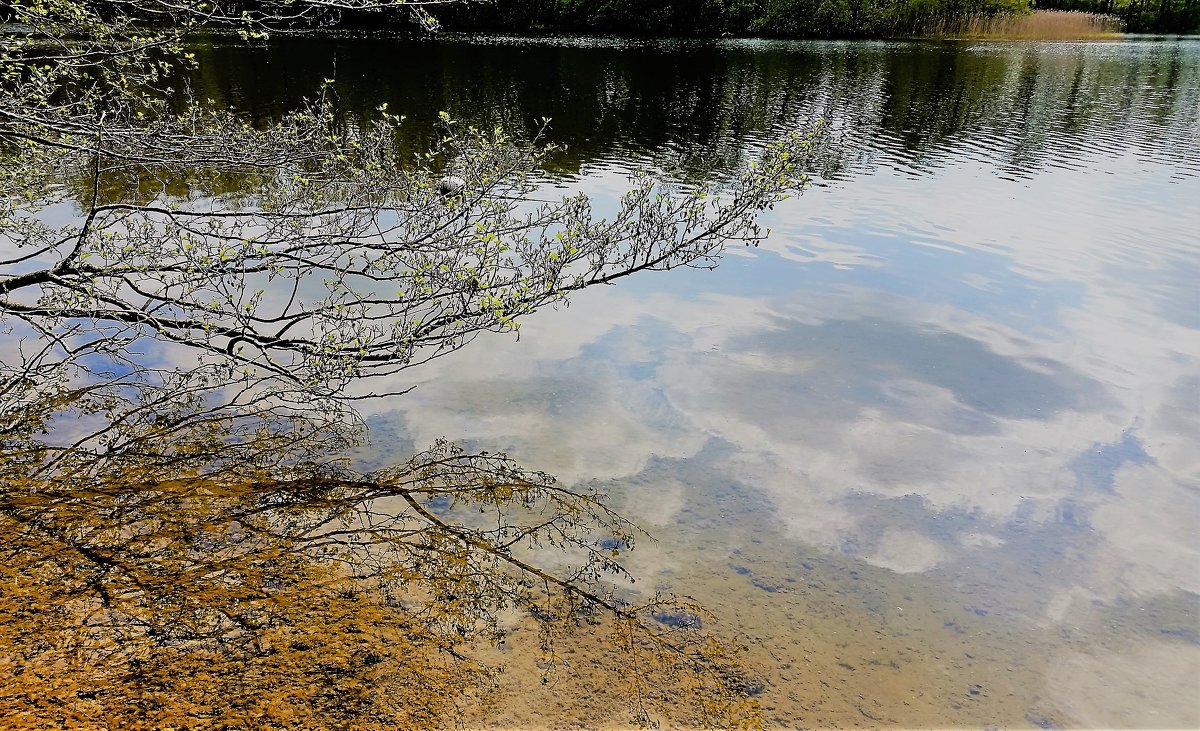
[924,10,1124,40]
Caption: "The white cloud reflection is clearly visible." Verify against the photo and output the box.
[361,142,1199,626]
[345,128,1200,728]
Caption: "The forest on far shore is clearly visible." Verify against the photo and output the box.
[429,0,1199,37]
[5,0,1196,35]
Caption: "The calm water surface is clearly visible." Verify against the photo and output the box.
[198,35,1200,728]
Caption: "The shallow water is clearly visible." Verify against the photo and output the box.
[198,34,1200,727]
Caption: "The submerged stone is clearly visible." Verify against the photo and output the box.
[651,610,701,629]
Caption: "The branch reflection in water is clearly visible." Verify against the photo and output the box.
[0,348,765,728]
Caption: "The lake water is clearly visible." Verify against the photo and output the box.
[194,35,1200,728]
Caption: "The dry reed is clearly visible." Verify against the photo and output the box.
[925,10,1124,40]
